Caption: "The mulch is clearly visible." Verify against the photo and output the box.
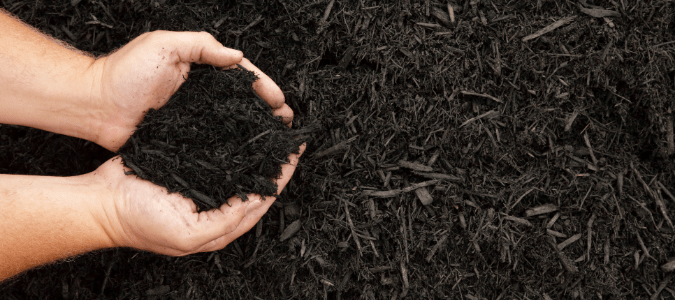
[1,0,674,299]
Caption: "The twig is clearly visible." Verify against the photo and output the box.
[635,231,655,261]
[460,91,503,103]
[558,233,582,251]
[320,0,335,23]
[587,214,596,261]
[313,135,359,158]
[460,110,500,127]
[509,187,535,211]
[413,171,463,182]
[631,162,674,229]
[651,274,674,300]
[523,16,576,42]
[657,181,675,203]
[583,133,599,167]
[364,180,439,198]
[548,237,578,273]
[343,200,362,255]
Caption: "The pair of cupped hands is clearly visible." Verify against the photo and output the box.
[84,31,304,256]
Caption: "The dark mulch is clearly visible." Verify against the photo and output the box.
[1,0,675,299]
[118,67,303,210]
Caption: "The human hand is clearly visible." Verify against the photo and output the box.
[92,144,305,255]
[91,30,294,152]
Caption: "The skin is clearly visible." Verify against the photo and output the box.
[0,10,304,281]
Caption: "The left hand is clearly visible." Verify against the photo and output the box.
[92,144,305,255]
[90,30,294,151]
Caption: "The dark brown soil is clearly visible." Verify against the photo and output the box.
[118,67,303,210]
[2,0,675,299]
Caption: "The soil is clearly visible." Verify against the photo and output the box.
[1,0,675,299]
[118,66,303,210]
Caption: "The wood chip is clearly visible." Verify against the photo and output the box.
[547,229,567,238]
[523,16,576,42]
[460,110,500,127]
[548,237,578,273]
[398,160,433,172]
[503,214,533,227]
[460,91,503,103]
[557,233,582,251]
[415,187,433,205]
[364,180,439,198]
[190,189,217,208]
[412,171,463,182]
[662,259,675,272]
[526,203,558,217]
[313,135,358,158]
[280,220,301,241]
[578,5,621,18]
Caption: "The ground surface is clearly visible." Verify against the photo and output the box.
[1,0,675,299]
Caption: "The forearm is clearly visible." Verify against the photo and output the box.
[0,9,105,145]
[0,173,115,281]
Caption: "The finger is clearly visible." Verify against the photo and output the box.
[164,31,244,67]
[272,104,294,127]
[198,195,277,252]
[227,58,286,110]
[273,143,306,194]
[188,195,260,246]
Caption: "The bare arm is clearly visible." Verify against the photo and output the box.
[0,173,114,280]
[0,10,303,281]
[0,9,104,145]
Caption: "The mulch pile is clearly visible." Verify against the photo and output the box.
[1,0,675,299]
[118,67,303,210]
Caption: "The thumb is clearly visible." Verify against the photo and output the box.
[169,31,243,67]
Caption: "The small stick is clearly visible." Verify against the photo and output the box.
[343,200,362,255]
[523,16,576,42]
[583,133,599,167]
[548,237,578,273]
[244,129,272,146]
[632,162,674,229]
[170,173,190,188]
[502,214,533,227]
[509,188,535,211]
[635,231,654,261]
[364,180,439,198]
[320,0,335,23]
[447,3,455,23]
[364,229,379,258]
[558,233,582,251]
[651,274,674,300]
[460,91,503,103]
[190,189,217,208]
[587,214,596,261]
[564,110,579,132]
[412,171,463,182]
[657,181,675,203]
[398,160,433,172]
[460,110,500,127]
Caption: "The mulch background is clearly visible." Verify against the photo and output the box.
[1,0,675,299]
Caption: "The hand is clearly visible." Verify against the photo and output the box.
[92,144,305,255]
[91,30,294,151]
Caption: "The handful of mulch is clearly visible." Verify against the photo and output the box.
[117,66,305,211]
